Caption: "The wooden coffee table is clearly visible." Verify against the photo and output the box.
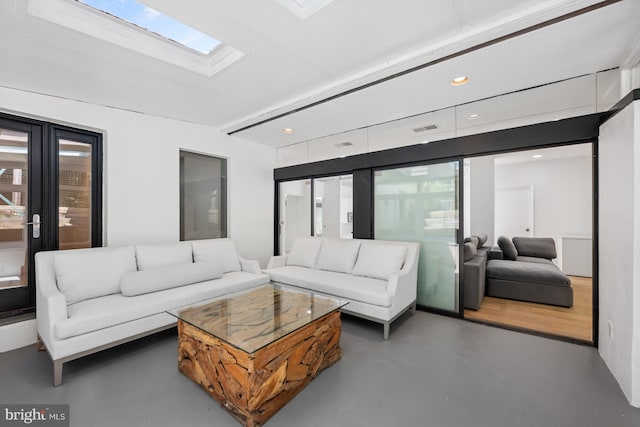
[168,284,346,427]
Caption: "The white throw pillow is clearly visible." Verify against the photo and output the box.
[135,243,193,270]
[352,243,407,280]
[191,238,241,273]
[286,237,322,268]
[315,239,361,273]
[120,261,222,296]
[54,246,137,304]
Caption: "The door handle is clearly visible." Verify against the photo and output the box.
[23,213,41,239]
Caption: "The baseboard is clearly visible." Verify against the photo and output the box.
[0,318,37,353]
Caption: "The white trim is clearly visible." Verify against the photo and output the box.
[27,0,244,77]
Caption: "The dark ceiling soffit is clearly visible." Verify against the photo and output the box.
[273,113,603,181]
[600,88,640,124]
[229,0,621,136]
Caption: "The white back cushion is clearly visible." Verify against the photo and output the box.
[120,261,222,296]
[135,243,193,270]
[316,239,361,273]
[286,237,322,268]
[352,242,407,280]
[191,238,241,273]
[54,246,136,304]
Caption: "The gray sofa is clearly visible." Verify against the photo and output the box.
[462,234,490,310]
[486,236,573,307]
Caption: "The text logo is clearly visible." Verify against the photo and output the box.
[1,405,69,426]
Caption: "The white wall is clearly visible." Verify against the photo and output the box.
[0,86,276,350]
[494,154,592,240]
[598,100,640,407]
[468,156,495,245]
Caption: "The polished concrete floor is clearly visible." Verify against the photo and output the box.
[1,311,639,427]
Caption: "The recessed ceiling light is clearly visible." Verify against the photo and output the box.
[533,154,543,159]
[421,140,430,144]
[282,128,294,134]
[468,113,480,120]
[451,76,469,86]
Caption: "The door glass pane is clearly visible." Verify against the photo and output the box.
[59,139,92,250]
[279,179,311,254]
[0,128,28,289]
[313,175,353,239]
[375,162,460,312]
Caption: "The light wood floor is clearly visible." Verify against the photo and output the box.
[464,276,593,342]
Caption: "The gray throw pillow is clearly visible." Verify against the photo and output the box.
[476,234,488,248]
[464,236,480,249]
[512,237,557,259]
[497,236,518,261]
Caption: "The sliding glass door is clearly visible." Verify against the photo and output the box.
[374,161,460,313]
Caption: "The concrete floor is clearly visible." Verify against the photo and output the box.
[1,311,639,427]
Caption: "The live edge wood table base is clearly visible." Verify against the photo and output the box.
[176,296,342,427]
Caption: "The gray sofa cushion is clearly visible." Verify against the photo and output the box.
[512,237,557,260]
[497,236,518,260]
[515,256,554,265]
[486,259,571,286]
[463,242,477,262]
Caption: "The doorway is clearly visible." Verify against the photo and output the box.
[0,113,102,317]
[463,144,594,343]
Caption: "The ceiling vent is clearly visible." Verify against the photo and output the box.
[333,141,353,148]
[412,125,438,133]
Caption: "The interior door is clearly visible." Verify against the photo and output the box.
[0,119,43,314]
[494,185,534,240]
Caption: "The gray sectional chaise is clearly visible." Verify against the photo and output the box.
[486,236,573,307]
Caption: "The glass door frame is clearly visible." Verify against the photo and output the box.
[372,157,465,318]
[0,112,103,318]
[0,116,43,315]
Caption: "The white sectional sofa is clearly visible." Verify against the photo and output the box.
[35,238,269,386]
[264,237,420,339]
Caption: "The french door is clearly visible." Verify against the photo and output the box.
[0,114,102,317]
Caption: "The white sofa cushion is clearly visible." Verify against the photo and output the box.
[120,261,222,296]
[55,271,270,340]
[352,242,407,280]
[315,239,361,273]
[135,243,193,270]
[191,238,241,273]
[286,237,322,268]
[267,265,391,307]
[54,246,137,305]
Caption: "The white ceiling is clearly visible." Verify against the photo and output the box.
[1,0,639,149]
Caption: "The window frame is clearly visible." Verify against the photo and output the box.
[179,149,228,242]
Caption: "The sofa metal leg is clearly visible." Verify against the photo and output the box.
[53,360,63,387]
[383,322,390,340]
[37,335,46,352]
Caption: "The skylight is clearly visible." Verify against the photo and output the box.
[77,0,220,55]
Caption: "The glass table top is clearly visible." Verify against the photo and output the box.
[167,284,348,354]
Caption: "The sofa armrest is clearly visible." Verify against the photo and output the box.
[488,246,503,260]
[239,257,262,275]
[35,251,68,350]
[266,255,287,269]
[386,269,417,311]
